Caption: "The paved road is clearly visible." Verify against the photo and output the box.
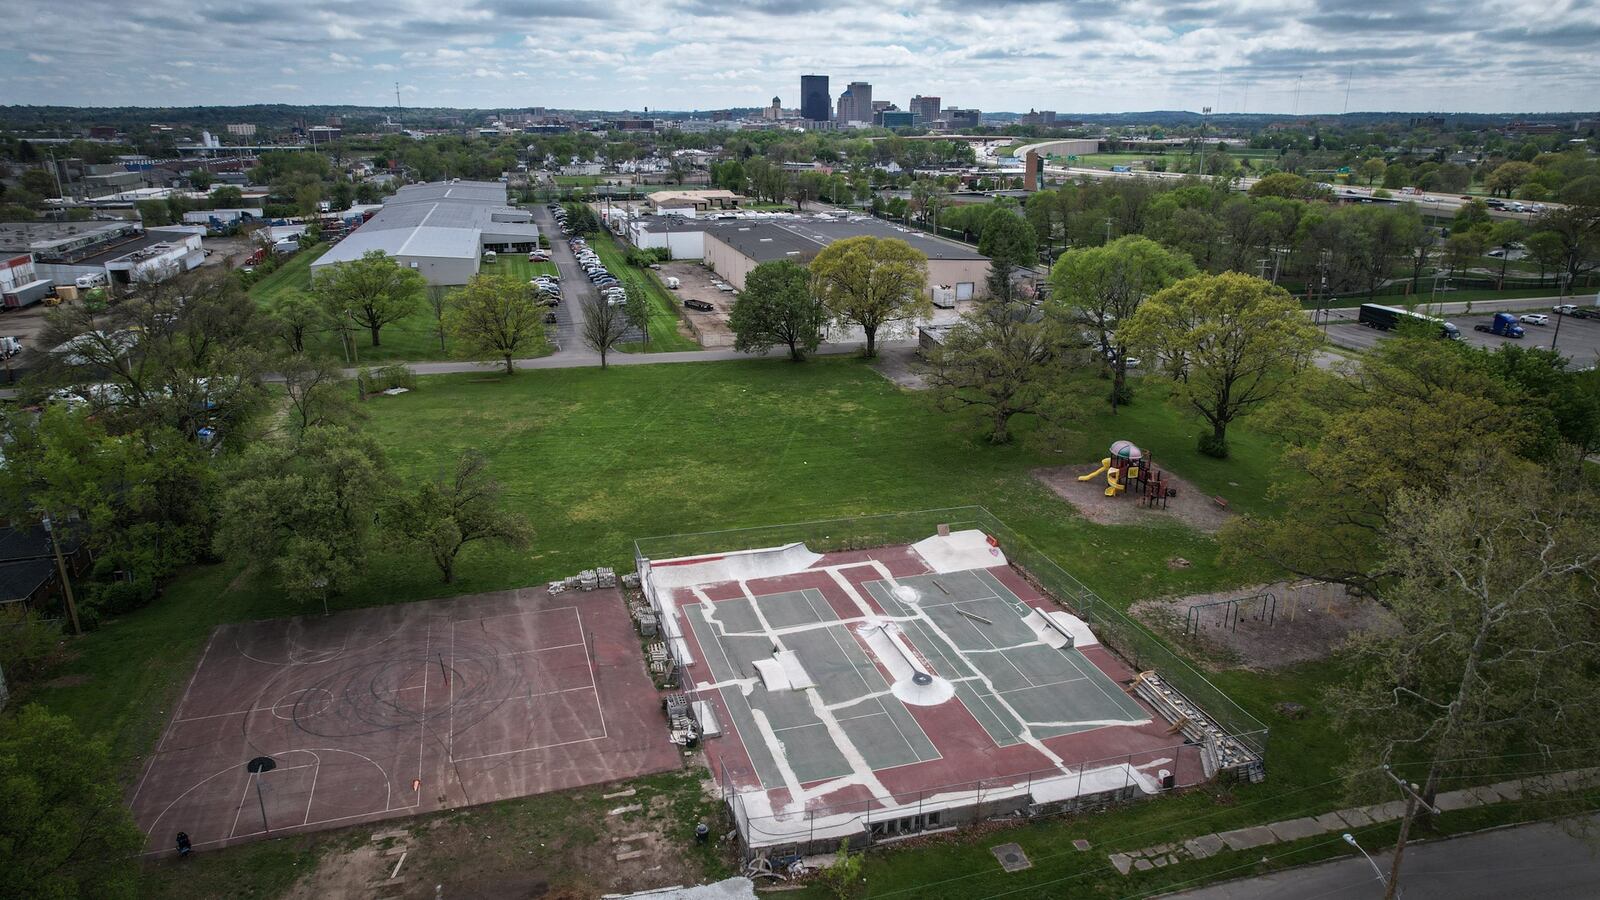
[1164,814,1600,899]
[531,204,591,354]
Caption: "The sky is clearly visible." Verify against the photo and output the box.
[3,0,1597,114]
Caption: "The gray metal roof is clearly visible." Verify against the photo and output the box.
[312,180,537,268]
[703,216,988,264]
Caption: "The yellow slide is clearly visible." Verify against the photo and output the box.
[1078,458,1111,482]
[1105,465,1139,497]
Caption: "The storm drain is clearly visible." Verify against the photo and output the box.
[991,843,1032,872]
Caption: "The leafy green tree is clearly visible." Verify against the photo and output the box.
[425,284,451,354]
[0,705,143,899]
[1483,161,1535,198]
[188,169,213,191]
[294,182,323,218]
[622,281,652,351]
[729,260,825,361]
[926,267,1070,444]
[266,290,322,353]
[815,839,866,900]
[1487,220,1527,287]
[211,185,244,208]
[1248,172,1313,199]
[329,179,355,211]
[279,355,360,435]
[20,168,57,197]
[312,250,425,348]
[387,450,532,583]
[135,198,172,225]
[976,208,1037,272]
[1222,335,1533,596]
[1329,465,1599,900]
[1121,272,1319,457]
[1531,205,1600,290]
[1358,158,1387,185]
[1443,229,1489,276]
[447,274,542,375]
[1049,235,1193,409]
[215,425,393,605]
[1451,198,1491,233]
[810,235,930,358]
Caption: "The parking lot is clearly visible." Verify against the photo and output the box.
[1325,306,1600,369]
[659,261,736,347]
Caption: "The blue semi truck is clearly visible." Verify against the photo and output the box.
[1474,312,1525,338]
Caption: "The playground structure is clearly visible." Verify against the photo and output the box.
[1078,441,1178,508]
[1185,591,1278,636]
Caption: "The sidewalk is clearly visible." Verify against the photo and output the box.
[1107,767,1600,876]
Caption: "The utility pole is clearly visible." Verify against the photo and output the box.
[1381,763,1441,900]
[41,515,81,636]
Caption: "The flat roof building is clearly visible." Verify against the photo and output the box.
[701,216,990,304]
[310,181,539,286]
[645,189,743,213]
[801,75,831,122]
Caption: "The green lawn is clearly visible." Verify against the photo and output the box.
[20,358,1360,898]
[588,233,701,352]
[246,243,328,304]
[247,248,556,364]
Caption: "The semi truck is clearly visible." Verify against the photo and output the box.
[1357,303,1462,340]
[1474,312,1525,338]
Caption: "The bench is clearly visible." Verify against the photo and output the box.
[1212,496,1229,510]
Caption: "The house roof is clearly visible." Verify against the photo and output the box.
[0,559,55,603]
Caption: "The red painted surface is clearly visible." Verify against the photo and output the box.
[128,587,680,855]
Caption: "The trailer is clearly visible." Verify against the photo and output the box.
[2,278,53,309]
[1357,303,1461,340]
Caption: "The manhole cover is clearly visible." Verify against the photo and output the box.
[991,842,1032,872]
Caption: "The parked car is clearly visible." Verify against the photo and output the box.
[1554,304,1578,315]
[544,311,558,324]
[1519,314,1549,326]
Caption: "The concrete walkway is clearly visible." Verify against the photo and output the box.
[1107,767,1600,876]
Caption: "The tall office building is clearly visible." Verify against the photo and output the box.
[800,75,831,122]
[836,81,873,124]
[910,95,940,123]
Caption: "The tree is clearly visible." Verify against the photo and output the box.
[1121,272,1319,457]
[0,705,143,899]
[1049,235,1194,409]
[388,450,532,583]
[1531,205,1600,290]
[1487,220,1527,288]
[1483,160,1535,198]
[1451,198,1491,233]
[622,281,652,351]
[312,250,425,348]
[422,284,451,354]
[1328,465,1599,900]
[926,267,1069,444]
[1443,229,1488,276]
[266,290,323,353]
[188,169,213,191]
[214,426,393,605]
[1248,172,1312,199]
[279,355,359,434]
[447,274,541,375]
[581,292,630,368]
[729,260,826,361]
[1358,158,1387,186]
[211,185,244,208]
[21,168,58,198]
[814,839,866,900]
[810,236,930,358]
[1221,334,1534,598]
[976,207,1037,272]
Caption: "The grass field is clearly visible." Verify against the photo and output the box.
[246,247,556,363]
[17,358,1406,897]
[589,233,701,352]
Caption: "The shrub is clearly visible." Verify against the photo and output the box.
[1198,431,1229,459]
[362,364,416,393]
[0,607,64,683]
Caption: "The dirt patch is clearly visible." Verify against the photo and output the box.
[1033,464,1233,533]
[1130,580,1397,671]
[282,835,394,900]
[869,345,929,390]
[662,261,736,348]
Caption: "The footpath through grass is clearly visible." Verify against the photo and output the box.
[245,247,555,364]
[23,358,1348,898]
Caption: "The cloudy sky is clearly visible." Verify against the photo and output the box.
[3,0,1596,114]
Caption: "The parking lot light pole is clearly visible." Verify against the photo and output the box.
[1551,309,1562,351]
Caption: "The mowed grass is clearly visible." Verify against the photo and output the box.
[21,359,1351,898]
[588,233,700,352]
[246,247,555,364]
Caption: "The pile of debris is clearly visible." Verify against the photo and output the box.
[664,692,698,746]
[549,566,623,594]
[629,598,659,637]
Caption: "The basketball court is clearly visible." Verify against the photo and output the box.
[129,587,680,854]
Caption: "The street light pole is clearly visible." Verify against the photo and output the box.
[1551,309,1563,351]
[1342,833,1388,893]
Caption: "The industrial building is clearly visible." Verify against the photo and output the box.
[628,216,707,259]
[310,181,539,286]
[0,220,204,289]
[645,189,743,214]
[701,216,990,301]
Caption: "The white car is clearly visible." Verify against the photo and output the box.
[1554,304,1578,315]
[1519,314,1549,326]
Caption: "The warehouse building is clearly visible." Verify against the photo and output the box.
[0,220,204,289]
[628,216,709,259]
[311,181,539,285]
[702,216,991,301]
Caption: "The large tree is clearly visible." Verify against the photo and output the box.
[388,450,532,583]
[976,208,1037,272]
[926,267,1070,444]
[580,292,630,369]
[1221,335,1535,599]
[809,236,930,358]
[1330,465,1600,900]
[729,260,826,361]
[622,281,652,351]
[0,705,144,899]
[214,425,393,606]
[447,274,542,375]
[1121,272,1319,457]
[1049,235,1193,410]
[266,290,323,354]
[312,250,425,348]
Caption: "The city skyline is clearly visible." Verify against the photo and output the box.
[2,0,1597,114]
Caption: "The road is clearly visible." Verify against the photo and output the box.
[1164,814,1600,899]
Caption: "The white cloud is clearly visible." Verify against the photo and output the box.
[26,53,53,64]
